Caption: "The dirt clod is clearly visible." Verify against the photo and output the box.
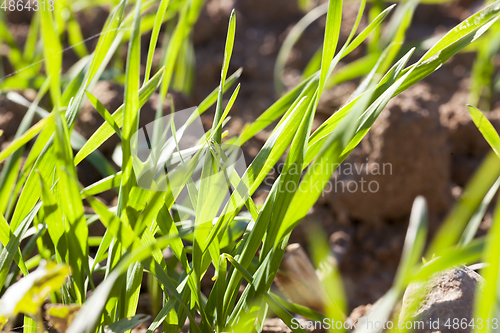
[399,266,484,333]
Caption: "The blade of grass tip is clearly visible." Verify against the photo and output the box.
[81,172,122,199]
[469,104,500,157]
[377,0,419,74]
[40,6,62,109]
[67,11,89,59]
[319,0,343,93]
[393,196,428,290]
[144,0,171,83]
[212,9,236,144]
[74,67,165,165]
[118,0,142,217]
[274,3,328,94]
[152,0,192,142]
[320,3,394,90]
[23,11,40,63]
[396,0,500,94]
[85,91,123,139]
[343,4,395,57]
[63,0,127,129]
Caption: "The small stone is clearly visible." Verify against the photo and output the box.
[399,266,484,333]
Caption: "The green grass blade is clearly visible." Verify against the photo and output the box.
[459,177,500,246]
[40,8,62,108]
[0,115,54,164]
[393,196,428,289]
[212,9,236,143]
[74,67,164,165]
[144,0,171,83]
[274,3,328,94]
[118,0,142,216]
[53,111,89,303]
[84,91,123,139]
[474,196,500,331]
[469,104,500,157]
[319,0,342,93]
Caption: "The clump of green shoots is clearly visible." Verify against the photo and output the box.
[0,0,500,332]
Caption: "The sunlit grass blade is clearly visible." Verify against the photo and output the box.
[393,196,428,289]
[40,7,62,108]
[84,91,123,139]
[319,0,342,93]
[397,0,500,94]
[212,9,236,143]
[74,67,164,165]
[468,104,500,157]
[144,0,171,83]
[0,115,54,164]
[459,177,500,246]
[274,3,328,94]
[53,110,89,303]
